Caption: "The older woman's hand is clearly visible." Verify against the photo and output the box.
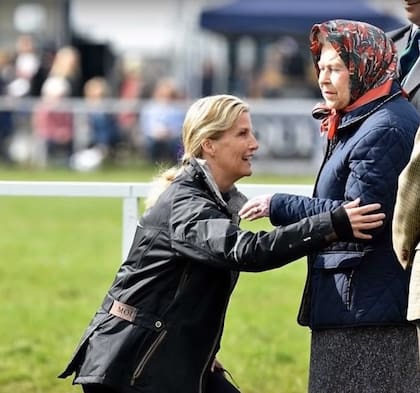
[238,194,273,220]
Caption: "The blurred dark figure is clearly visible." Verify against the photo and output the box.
[388,0,420,112]
[0,49,15,162]
[201,59,215,96]
[29,44,56,97]
[279,36,306,80]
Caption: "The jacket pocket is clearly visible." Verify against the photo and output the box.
[130,328,167,385]
[313,251,363,270]
[312,251,364,316]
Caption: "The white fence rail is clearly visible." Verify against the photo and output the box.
[0,181,313,259]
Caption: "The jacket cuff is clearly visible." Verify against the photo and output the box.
[331,206,354,241]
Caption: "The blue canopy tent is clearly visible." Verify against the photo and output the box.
[200,0,404,36]
[200,0,405,92]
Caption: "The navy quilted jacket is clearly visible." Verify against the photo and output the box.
[270,82,420,329]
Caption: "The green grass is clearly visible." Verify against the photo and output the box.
[0,163,315,393]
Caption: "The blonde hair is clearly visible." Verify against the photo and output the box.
[145,94,249,208]
[49,46,80,78]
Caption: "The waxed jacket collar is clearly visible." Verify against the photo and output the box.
[184,157,248,220]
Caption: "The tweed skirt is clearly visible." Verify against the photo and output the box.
[309,325,420,393]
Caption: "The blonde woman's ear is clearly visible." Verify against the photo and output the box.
[201,139,215,157]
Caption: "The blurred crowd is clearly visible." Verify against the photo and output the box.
[231,36,320,99]
[0,33,318,170]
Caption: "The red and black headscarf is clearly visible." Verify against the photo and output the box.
[310,19,399,139]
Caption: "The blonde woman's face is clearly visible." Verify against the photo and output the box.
[318,41,351,110]
[204,111,258,191]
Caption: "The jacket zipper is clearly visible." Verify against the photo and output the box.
[198,326,221,393]
[131,268,188,385]
[345,270,354,310]
[129,266,188,385]
[173,266,189,300]
[130,329,167,385]
[198,302,229,393]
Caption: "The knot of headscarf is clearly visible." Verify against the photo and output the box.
[310,19,398,139]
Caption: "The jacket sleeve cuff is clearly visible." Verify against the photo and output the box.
[330,205,354,241]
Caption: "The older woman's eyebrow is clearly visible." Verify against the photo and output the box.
[318,57,345,70]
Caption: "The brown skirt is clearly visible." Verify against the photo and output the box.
[309,325,420,393]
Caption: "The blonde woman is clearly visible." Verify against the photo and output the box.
[59,94,384,393]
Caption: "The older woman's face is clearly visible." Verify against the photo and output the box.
[318,41,351,110]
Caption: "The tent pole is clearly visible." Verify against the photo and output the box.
[227,37,238,94]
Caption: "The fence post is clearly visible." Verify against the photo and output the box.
[122,196,139,261]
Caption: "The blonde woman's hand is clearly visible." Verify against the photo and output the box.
[344,198,385,239]
[238,194,273,220]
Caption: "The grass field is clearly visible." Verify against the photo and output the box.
[0,163,315,393]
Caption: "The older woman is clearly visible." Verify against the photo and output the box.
[59,94,384,393]
[240,20,420,392]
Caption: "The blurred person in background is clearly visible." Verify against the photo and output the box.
[59,94,385,393]
[48,46,82,97]
[0,49,15,162]
[7,34,41,98]
[253,46,285,98]
[201,59,215,96]
[83,77,122,157]
[240,20,420,392]
[139,77,185,165]
[389,0,420,112]
[70,76,123,172]
[116,57,144,146]
[29,43,57,97]
[393,125,420,357]
[32,76,74,167]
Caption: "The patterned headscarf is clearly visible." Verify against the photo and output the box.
[310,19,398,138]
[310,19,397,102]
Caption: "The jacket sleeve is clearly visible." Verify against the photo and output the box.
[270,124,414,238]
[270,193,342,226]
[169,193,336,272]
[393,127,420,268]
